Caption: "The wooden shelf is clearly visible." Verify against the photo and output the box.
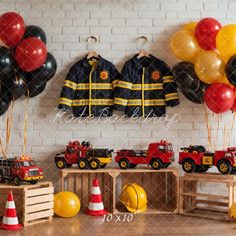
[58,167,179,215]
[179,173,236,221]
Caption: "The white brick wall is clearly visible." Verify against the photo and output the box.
[0,0,235,184]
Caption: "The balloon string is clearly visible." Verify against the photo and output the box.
[227,112,236,147]
[23,90,29,155]
[5,99,14,157]
[0,138,6,159]
[216,114,220,149]
[223,123,227,150]
[204,105,212,151]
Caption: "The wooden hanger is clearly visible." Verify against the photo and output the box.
[87,51,99,60]
[137,51,150,59]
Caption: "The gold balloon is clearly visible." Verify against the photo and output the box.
[182,22,197,35]
[216,24,236,61]
[170,31,200,62]
[195,51,225,84]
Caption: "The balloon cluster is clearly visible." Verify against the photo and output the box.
[171,18,236,114]
[0,12,57,116]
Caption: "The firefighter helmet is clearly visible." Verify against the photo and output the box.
[120,183,147,213]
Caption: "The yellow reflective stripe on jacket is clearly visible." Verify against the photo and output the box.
[163,76,174,83]
[116,80,133,89]
[72,99,114,106]
[65,82,113,90]
[59,97,73,106]
[127,99,165,106]
[112,80,118,88]
[114,97,128,106]
[165,93,179,101]
[64,80,77,90]
[132,83,163,90]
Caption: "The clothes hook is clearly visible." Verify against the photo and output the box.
[87,36,98,43]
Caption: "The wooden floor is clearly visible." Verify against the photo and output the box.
[1,214,236,236]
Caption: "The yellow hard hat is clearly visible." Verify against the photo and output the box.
[230,203,236,219]
[120,183,147,213]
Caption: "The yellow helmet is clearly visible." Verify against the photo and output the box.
[230,203,236,219]
[120,183,147,213]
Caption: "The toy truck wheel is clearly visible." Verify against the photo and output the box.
[118,158,130,169]
[56,159,66,169]
[130,164,137,168]
[182,159,195,173]
[13,176,22,186]
[100,164,107,168]
[150,159,163,170]
[78,159,88,169]
[89,159,100,170]
[0,172,5,183]
[217,160,232,175]
[30,180,38,184]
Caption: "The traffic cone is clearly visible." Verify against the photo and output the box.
[0,191,22,230]
[85,178,107,216]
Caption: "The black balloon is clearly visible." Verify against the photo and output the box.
[28,53,57,86]
[2,74,25,99]
[25,82,46,98]
[0,91,11,116]
[23,25,47,44]
[225,55,236,86]
[0,46,14,80]
[182,82,208,104]
[172,62,200,91]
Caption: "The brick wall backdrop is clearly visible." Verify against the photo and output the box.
[0,0,234,187]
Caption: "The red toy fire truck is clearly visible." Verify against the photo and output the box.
[115,140,175,170]
[179,145,236,174]
[55,141,113,170]
[0,155,43,186]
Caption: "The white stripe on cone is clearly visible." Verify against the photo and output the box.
[91,187,101,195]
[88,202,104,211]
[3,217,19,225]
[6,201,16,209]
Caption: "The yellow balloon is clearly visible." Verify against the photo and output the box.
[182,22,197,35]
[54,191,81,218]
[170,31,200,62]
[216,24,236,61]
[195,51,225,84]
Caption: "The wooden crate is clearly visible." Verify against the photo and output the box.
[59,167,179,214]
[0,181,54,226]
[179,173,236,221]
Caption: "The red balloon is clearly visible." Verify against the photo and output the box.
[231,99,236,112]
[195,18,222,51]
[15,37,47,72]
[0,12,25,47]
[204,83,235,114]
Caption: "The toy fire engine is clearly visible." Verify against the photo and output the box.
[115,140,175,170]
[179,145,236,174]
[0,155,43,186]
[54,141,113,170]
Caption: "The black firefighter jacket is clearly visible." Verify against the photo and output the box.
[114,54,179,117]
[58,56,120,117]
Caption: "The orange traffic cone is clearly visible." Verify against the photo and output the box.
[85,178,107,216]
[0,191,22,230]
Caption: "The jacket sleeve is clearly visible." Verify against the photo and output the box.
[58,65,77,111]
[114,63,132,112]
[162,63,179,107]
[111,65,120,89]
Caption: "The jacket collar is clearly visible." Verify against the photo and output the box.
[81,55,105,69]
[132,54,157,69]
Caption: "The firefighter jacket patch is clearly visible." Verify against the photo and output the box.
[114,54,179,117]
[58,56,120,117]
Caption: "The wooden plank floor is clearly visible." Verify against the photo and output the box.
[1,215,236,236]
